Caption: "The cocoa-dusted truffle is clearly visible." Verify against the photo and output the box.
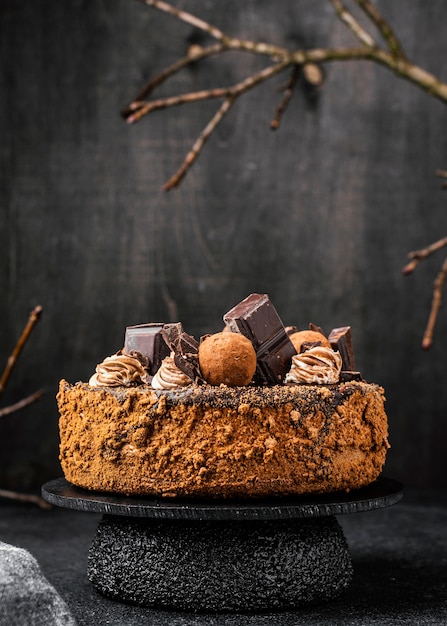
[198,332,256,386]
[289,330,331,353]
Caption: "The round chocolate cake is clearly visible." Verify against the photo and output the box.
[57,294,390,498]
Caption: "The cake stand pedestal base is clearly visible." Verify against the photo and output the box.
[88,514,351,612]
[42,477,403,613]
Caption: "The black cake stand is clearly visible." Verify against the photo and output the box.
[42,476,402,613]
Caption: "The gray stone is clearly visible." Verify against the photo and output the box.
[0,541,76,626]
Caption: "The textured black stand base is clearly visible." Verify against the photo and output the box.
[87,515,352,612]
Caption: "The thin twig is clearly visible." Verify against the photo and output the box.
[139,0,227,42]
[0,389,44,419]
[125,87,231,123]
[330,0,376,47]
[354,0,407,60]
[401,222,447,349]
[164,96,235,190]
[0,488,52,510]
[138,0,290,59]
[402,236,447,275]
[422,256,447,350]
[163,59,291,189]
[122,42,225,118]
[271,65,301,130]
[0,306,42,398]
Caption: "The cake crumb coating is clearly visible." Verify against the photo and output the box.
[57,379,390,498]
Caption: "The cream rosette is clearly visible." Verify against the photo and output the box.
[89,353,149,387]
[285,346,342,385]
[151,354,193,389]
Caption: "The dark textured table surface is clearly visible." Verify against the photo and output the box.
[0,488,446,625]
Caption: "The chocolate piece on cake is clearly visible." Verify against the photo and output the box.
[328,326,356,371]
[223,293,296,385]
[161,322,201,382]
[124,323,170,376]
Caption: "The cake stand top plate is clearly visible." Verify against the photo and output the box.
[42,476,403,521]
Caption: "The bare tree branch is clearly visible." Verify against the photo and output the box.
[0,390,44,419]
[162,59,291,189]
[122,42,225,118]
[402,236,447,275]
[125,0,447,191]
[0,307,45,506]
[0,488,52,510]
[402,237,447,349]
[422,257,447,350]
[0,305,42,397]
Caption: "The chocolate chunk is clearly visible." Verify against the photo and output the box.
[339,371,363,382]
[328,326,356,372]
[223,293,296,385]
[124,323,170,376]
[161,323,201,381]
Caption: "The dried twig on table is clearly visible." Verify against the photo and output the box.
[125,0,447,189]
[0,488,51,510]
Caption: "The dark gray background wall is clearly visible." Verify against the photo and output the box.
[1,0,447,491]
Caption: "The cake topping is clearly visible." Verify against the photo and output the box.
[328,326,355,371]
[223,293,296,385]
[198,332,257,387]
[285,346,342,385]
[86,294,360,390]
[124,323,170,375]
[289,329,331,353]
[152,354,193,389]
[89,352,150,387]
[161,322,201,381]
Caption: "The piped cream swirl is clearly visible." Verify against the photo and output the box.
[285,346,342,385]
[89,353,149,387]
[152,354,192,389]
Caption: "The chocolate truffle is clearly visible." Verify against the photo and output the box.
[289,330,331,353]
[198,332,256,386]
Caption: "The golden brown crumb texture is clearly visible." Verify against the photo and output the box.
[58,380,389,498]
